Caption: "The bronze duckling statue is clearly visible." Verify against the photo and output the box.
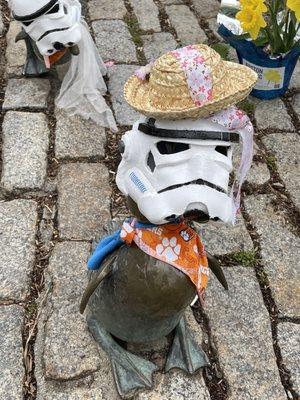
[80,199,228,398]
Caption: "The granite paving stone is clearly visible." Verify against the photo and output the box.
[108,64,141,126]
[3,78,50,110]
[93,20,137,63]
[88,0,127,20]
[207,17,222,40]
[34,241,118,399]
[0,200,37,301]
[192,0,220,18]
[166,5,207,45]
[290,61,300,90]
[55,109,106,159]
[160,0,183,4]
[277,323,300,394]
[0,306,24,400]
[142,32,177,62]
[245,195,300,317]
[131,0,161,32]
[196,215,253,256]
[1,111,49,191]
[36,365,119,400]
[292,92,300,116]
[41,242,101,380]
[254,98,294,131]
[57,163,111,240]
[206,267,287,400]
[137,370,210,399]
[246,162,270,186]
[262,132,300,209]
[5,21,26,76]
[0,5,4,36]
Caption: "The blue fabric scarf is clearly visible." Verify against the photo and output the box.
[87,219,156,270]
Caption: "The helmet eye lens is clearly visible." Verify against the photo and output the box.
[147,151,156,172]
[215,145,229,157]
[157,141,190,155]
[23,20,34,26]
[46,3,60,15]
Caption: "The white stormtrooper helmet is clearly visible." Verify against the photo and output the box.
[10,0,82,56]
[116,117,241,225]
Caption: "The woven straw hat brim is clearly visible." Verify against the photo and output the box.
[124,61,257,119]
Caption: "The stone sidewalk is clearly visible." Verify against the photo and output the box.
[0,0,299,399]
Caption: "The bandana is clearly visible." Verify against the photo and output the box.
[88,219,209,300]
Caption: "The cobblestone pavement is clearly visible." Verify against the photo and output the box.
[0,0,299,399]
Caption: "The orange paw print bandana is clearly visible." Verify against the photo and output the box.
[120,219,209,298]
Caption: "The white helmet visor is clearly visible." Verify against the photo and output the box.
[11,0,82,56]
[116,118,240,225]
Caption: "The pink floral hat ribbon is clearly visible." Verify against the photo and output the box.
[171,45,213,107]
[208,106,254,223]
[135,45,213,107]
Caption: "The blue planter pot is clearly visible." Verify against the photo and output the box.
[218,25,300,99]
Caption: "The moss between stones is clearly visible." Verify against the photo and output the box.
[231,250,260,267]
[266,154,277,172]
[238,98,256,114]
[124,13,143,48]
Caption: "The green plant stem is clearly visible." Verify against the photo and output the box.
[265,2,284,53]
[284,10,290,37]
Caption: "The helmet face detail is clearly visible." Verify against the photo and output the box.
[10,0,82,56]
[116,118,238,225]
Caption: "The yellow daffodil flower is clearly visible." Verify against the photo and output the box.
[264,69,282,83]
[236,7,267,40]
[287,0,300,21]
[240,0,267,14]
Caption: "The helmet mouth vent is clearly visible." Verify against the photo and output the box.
[158,178,226,194]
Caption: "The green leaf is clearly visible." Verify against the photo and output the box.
[253,30,269,47]
[211,43,231,61]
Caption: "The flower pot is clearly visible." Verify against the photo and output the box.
[218,25,300,100]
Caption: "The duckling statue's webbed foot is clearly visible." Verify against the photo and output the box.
[165,317,209,374]
[87,317,158,398]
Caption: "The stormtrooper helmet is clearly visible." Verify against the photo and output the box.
[116,117,241,225]
[10,0,82,56]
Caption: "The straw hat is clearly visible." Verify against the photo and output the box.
[124,44,257,119]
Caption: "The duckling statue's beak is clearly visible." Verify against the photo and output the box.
[44,44,80,68]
